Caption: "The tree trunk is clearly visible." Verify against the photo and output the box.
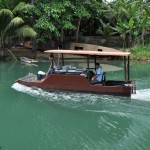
[141,30,145,45]
[0,39,4,59]
[126,33,133,48]
[75,18,81,42]
[60,28,64,43]
[0,49,4,59]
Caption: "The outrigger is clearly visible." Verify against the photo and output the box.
[16,49,136,97]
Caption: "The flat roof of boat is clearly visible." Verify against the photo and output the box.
[45,49,131,57]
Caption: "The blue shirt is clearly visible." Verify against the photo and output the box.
[96,68,103,81]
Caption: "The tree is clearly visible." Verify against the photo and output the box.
[0,2,36,59]
[31,0,102,44]
[94,2,116,45]
[32,0,74,45]
[111,0,150,47]
[0,0,31,10]
[0,0,5,10]
[70,1,91,42]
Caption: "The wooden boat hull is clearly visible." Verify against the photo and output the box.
[17,74,132,97]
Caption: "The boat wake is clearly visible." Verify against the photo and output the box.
[11,83,101,103]
[12,83,150,102]
[12,82,48,98]
[131,89,150,101]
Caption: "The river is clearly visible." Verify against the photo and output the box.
[0,61,150,150]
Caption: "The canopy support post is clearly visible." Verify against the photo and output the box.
[61,53,64,66]
[94,55,96,70]
[127,56,130,81]
[124,56,127,82]
[87,55,89,70]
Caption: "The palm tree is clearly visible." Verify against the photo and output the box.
[96,18,115,46]
[0,2,36,59]
[111,0,150,47]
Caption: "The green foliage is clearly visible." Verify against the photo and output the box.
[15,25,36,38]
[0,0,30,10]
[0,2,36,57]
[33,0,103,42]
[0,2,36,39]
[33,0,73,40]
[0,0,5,9]
[129,44,150,60]
[0,9,13,31]
[13,2,34,14]
[96,18,114,36]
[112,0,150,47]
[0,0,149,60]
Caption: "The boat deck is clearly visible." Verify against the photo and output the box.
[18,74,37,82]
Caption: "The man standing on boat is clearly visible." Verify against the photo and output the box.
[47,54,58,75]
[91,63,103,84]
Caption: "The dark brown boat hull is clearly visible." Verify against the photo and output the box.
[17,74,132,97]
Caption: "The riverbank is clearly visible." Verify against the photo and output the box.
[3,45,150,62]
[4,47,48,61]
[129,44,150,61]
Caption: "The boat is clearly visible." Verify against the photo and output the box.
[16,49,136,97]
[20,57,38,63]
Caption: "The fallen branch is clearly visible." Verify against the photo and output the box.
[6,48,18,61]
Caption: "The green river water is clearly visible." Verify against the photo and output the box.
[0,60,150,150]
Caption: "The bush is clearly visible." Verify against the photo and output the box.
[129,44,150,60]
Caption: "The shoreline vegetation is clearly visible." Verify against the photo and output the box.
[3,43,150,62]
[129,44,150,61]
[0,1,150,61]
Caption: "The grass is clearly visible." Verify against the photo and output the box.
[129,44,150,60]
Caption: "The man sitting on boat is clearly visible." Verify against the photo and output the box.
[47,54,58,75]
[91,63,103,84]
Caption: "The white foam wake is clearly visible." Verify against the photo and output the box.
[11,82,98,103]
[131,89,150,101]
[11,82,57,101]
[12,83,150,102]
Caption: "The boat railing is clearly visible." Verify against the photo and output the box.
[54,67,86,75]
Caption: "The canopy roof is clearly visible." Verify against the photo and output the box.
[45,49,131,57]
